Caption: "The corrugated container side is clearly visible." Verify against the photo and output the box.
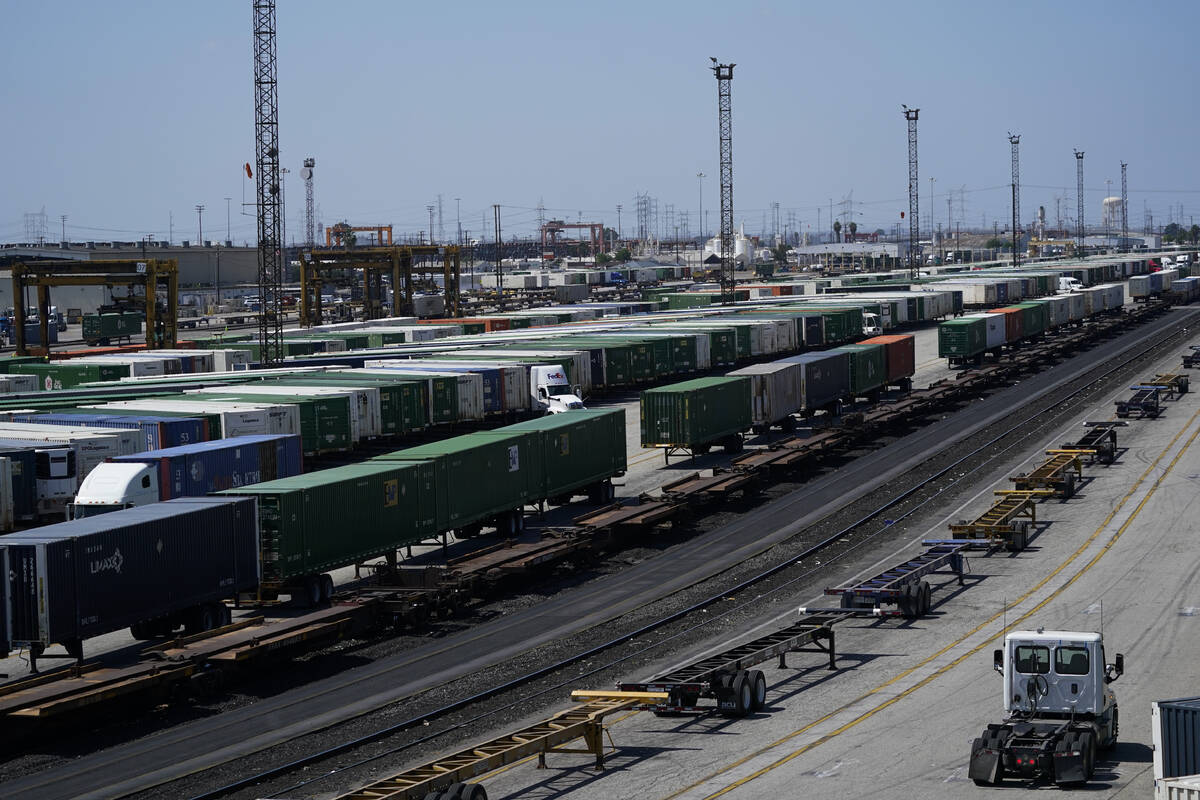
[639,377,751,448]
[728,362,802,426]
[832,344,886,396]
[860,335,915,383]
[1155,697,1200,782]
[991,307,1024,342]
[774,351,850,410]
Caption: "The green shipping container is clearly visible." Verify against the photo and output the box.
[23,361,131,390]
[365,330,409,347]
[222,461,435,589]
[937,317,987,359]
[553,338,642,386]
[832,343,886,396]
[664,293,714,310]
[359,371,458,425]
[375,430,542,534]
[1012,302,1048,337]
[479,409,626,501]
[640,376,751,449]
[189,391,353,454]
[269,373,428,435]
[82,312,143,343]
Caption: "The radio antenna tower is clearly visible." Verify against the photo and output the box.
[1120,161,1128,252]
[902,105,920,278]
[252,0,284,362]
[1008,133,1020,267]
[711,58,736,304]
[1074,149,1085,253]
[302,157,315,247]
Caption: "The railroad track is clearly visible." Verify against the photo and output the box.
[6,304,1192,800]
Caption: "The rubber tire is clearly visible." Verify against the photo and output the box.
[320,574,335,605]
[514,509,525,533]
[1105,707,1119,749]
[749,670,767,712]
[694,444,712,456]
[1062,470,1076,499]
[732,671,753,717]
[604,481,615,503]
[900,584,918,619]
[1078,730,1096,779]
[187,603,217,634]
[919,581,932,616]
[130,620,152,640]
[459,785,487,800]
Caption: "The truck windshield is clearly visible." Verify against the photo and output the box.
[547,385,573,396]
[1015,645,1050,674]
[1055,646,1089,675]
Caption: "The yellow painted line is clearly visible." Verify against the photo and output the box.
[660,404,1200,800]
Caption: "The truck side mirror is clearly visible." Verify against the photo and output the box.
[1106,653,1124,683]
[993,648,1004,675]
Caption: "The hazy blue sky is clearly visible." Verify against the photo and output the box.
[3,0,1197,244]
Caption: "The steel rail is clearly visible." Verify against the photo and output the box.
[177,307,1193,800]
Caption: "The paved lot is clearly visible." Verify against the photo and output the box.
[474,336,1200,799]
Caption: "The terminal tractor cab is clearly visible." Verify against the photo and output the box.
[970,628,1123,787]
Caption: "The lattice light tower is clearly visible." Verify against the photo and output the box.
[711,58,736,305]
[252,0,284,364]
[1074,149,1085,253]
[903,105,919,278]
[302,158,315,248]
[1009,133,1021,267]
[1120,161,1128,252]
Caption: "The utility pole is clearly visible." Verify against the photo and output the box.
[696,172,705,239]
[711,58,736,304]
[1105,178,1112,249]
[455,197,462,245]
[929,176,935,246]
[60,215,67,243]
[616,204,622,241]
[1009,132,1020,267]
[224,196,232,244]
[1120,162,1128,252]
[493,204,503,311]
[252,0,284,363]
[903,105,920,278]
[1074,149,1085,253]
[427,204,436,246]
[195,204,205,243]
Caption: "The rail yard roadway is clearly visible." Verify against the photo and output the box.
[3,309,1197,800]
[473,332,1200,800]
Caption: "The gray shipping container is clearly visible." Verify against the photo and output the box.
[2,496,259,662]
[1154,697,1200,782]
[775,350,850,411]
[728,361,802,429]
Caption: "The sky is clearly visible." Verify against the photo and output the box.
[3,0,1198,245]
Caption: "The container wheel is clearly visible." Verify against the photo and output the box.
[781,416,797,432]
[130,621,152,640]
[724,435,744,454]
[749,670,767,712]
[732,671,753,717]
[458,784,488,800]
[694,443,712,456]
[919,581,932,616]
[514,509,525,533]
[320,574,335,605]
[899,584,918,619]
[302,575,323,608]
[1062,471,1076,499]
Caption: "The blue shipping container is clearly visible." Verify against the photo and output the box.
[111,433,303,499]
[2,496,259,654]
[11,412,207,451]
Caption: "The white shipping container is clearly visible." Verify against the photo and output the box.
[0,428,123,483]
[1099,283,1126,310]
[931,281,998,306]
[0,422,141,457]
[185,384,379,441]
[0,374,41,393]
[964,313,1006,350]
[452,349,593,396]
[354,368,484,422]
[1129,275,1152,299]
[728,362,802,427]
[1042,296,1069,328]
[87,399,274,438]
[209,349,253,372]
[71,356,165,377]
[1061,293,1086,322]
[405,361,530,414]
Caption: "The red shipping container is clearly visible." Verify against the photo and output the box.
[991,307,1024,343]
[860,334,916,383]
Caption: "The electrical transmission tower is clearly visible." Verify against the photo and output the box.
[711,58,735,304]
[1120,161,1128,252]
[302,157,315,247]
[1009,133,1020,267]
[1074,149,1085,253]
[252,0,284,362]
[902,106,919,278]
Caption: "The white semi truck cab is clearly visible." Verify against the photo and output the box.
[69,461,159,518]
[1058,276,1083,294]
[530,365,585,414]
[861,312,883,336]
[969,629,1123,787]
